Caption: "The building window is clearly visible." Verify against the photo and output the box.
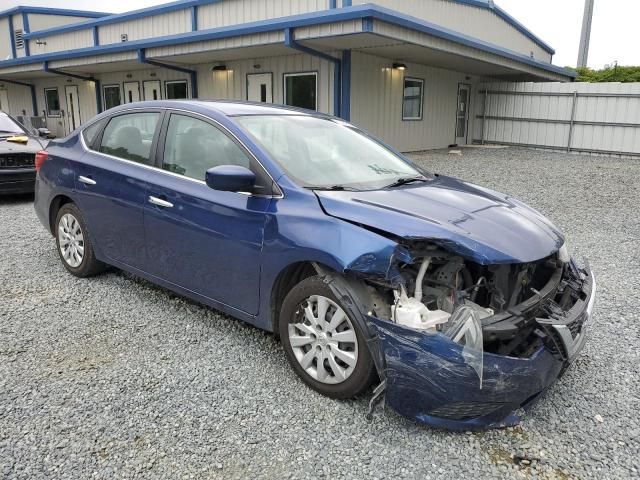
[103,85,121,110]
[402,77,424,121]
[165,80,188,99]
[14,29,24,49]
[44,88,61,117]
[284,72,317,111]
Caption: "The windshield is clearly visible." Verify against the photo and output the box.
[0,113,26,135]
[234,115,425,190]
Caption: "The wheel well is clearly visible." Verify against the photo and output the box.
[270,262,334,335]
[49,195,74,235]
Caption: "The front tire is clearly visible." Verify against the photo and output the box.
[55,203,105,277]
[279,275,375,399]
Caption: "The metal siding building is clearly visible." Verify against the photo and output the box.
[0,1,574,150]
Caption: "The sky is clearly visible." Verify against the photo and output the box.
[6,0,640,69]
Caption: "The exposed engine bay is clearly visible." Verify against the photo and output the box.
[364,242,591,362]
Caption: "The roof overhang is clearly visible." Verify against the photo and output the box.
[0,5,575,82]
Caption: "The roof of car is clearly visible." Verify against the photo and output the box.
[116,100,320,117]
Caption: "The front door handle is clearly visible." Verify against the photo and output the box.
[148,196,174,208]
[78,175,96,186]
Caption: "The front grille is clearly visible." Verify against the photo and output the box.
[429,401,506,420]
[0,153,35,169]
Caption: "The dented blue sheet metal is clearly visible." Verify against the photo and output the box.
[367,316,565,431]
[315,175,565,265]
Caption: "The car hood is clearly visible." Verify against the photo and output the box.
[0,135,46,154]
[314,175,564,265]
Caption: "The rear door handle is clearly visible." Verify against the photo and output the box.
[148,196,174,208]
[78,175,96,186]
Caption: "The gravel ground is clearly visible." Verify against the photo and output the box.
[1,146,639,480]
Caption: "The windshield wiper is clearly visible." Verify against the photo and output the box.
[384,176,429,189]
[305,185,360,192]
[0,130,23,134]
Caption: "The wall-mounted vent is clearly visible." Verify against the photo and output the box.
[14,29,24,49]
[120,33,128,42]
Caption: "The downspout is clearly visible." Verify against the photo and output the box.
[43,61,102,114]
[0,78,37,116]
[137,49,198,98]
[283,27,342,119]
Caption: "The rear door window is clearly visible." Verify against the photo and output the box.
[99,112,161,165]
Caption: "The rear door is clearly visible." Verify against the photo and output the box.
[143,112,274,314]
[73,110,163,270]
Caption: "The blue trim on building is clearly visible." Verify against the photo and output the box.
[0,6,110,20]
[284,27,342,118]
[21,12,31,56]
[0,78,38,116]
[92,26,99,46]
[24,0,222,40]
[137,49,199,98]
[343,1,353,6]
[0,6,575,79]
[329,0,337,9]
[191,6,198,31]
[362,17,373,33]
[341,50,351,121]
[8,15,16,59]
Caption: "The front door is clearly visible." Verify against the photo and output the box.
[455,84,471,145]
[65,85,81,133]
[123,81,141,104]
[247,73,273,103]
[0,89,9,111]
[143,80,162,101]
[143,112,272,314]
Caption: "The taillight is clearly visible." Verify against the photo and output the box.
[35,151,49,172]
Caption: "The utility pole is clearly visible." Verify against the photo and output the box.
[577,0,595,68]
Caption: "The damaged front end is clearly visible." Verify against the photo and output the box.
[340,241,596,430]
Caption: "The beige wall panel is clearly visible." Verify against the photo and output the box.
[27,14,96,32]
[197,0,328,30]
[98,10,191,45]
[350,51,474,152]
[197,52,335,114]
[0,18,11,60]
[352,0,552,62]
[29,29,94,55]
[0,82,33,117]
[148,31,284,58]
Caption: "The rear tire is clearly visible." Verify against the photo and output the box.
[55,203,105,277]
[279,275,375,399]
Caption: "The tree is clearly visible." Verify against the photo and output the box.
[567,65,640,83]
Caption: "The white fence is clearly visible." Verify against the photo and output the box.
[472,82,640,157]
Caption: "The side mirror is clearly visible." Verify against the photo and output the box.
[205,165,256,193]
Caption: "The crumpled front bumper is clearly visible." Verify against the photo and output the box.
[367,266,596,431]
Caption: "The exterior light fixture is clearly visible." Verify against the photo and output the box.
[212,65,228,71]
[392,63,407,71]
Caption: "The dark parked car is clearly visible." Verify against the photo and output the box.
[0,111,49,194]
[34,101,595,430]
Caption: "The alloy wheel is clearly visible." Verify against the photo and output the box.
[58,213,85,268]
[288,295,359,385]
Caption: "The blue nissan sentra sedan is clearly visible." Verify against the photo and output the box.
[34,101,595,430]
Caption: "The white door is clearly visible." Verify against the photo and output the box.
[143,80,162,101]
[0,90,9,111]
[123,82,141,104]
[64,85,81,133]
[247,73,273,103]
[455,84,471,145]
